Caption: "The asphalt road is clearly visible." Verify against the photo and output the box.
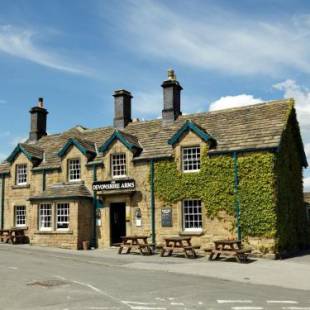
[0,245,309,310]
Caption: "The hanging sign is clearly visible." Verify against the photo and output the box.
[92,179,135,192]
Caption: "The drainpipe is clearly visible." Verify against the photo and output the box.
[42,170,46,191]
[150,159,156,248]
[92,165,97,248]
[233,152,241,241]
[0,176,5,229]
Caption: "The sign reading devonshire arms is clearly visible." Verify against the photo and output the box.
[92,179,135,192]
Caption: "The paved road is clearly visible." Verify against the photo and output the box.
[0,245,309,310]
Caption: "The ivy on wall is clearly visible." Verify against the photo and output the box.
[154,148,277,238]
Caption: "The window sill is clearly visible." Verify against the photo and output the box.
[12,184,30,189]
[34,230,73,235]
[179,231,204,236]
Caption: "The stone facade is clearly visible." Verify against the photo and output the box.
[0,72,307,256]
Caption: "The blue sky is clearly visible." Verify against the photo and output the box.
[1,0,310,188]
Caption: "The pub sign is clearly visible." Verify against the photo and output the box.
[92,179,135,192]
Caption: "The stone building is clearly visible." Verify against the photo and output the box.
[0,71,309,256]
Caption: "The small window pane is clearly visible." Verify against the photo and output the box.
[182,147,200,172]
[111,153,126,177]
[68,159,81,181]
[56,203,69,230]
[16,164,27,185]
[39,204,52,230]
[15,206,26,227]
[183,199,202,231]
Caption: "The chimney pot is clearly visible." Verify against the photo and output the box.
[161,69,182,125]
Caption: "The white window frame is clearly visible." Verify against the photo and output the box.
[111,153,127,178]
[182,199,203,232]
[16,164,28,185]
[68,159,81,182]
[39,203,52,231]
[15,206,26,227]
[56,203,70,231]
[182,146,201,173]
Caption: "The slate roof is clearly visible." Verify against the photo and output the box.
[0,99,303,174]
[20,143,44,160]
[29,183,92,200]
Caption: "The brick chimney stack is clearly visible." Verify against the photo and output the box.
[29,97,48,142]
[161,69,182,125]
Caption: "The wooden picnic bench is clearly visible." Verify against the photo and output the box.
[0,228,27,244]
[209,239,251,263]
[160,236,197,258]
[118,235,153,255]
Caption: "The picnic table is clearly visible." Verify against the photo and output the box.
[160,236,197,258]
[0,228,27,244]
[209,239,250,263]
[117,235,153,255]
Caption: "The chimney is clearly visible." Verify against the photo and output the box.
[29,97,48,142]
[113,90,132,129]
[161,69,182,125]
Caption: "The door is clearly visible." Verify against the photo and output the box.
[110,202,126,245]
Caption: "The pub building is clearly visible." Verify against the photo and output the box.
[0,70,309,257]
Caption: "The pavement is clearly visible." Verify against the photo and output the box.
[1,244,310,291]
[1,244,310,310]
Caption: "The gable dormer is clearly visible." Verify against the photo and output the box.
[98,130,142,156]
[7,143,44,165]
[58,137,96,160]
[168,120,216,148]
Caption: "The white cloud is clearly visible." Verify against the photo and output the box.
[304,177,310,192]
[111,2,310,76]
[209,94,263,111]
[0,25,92,76]
[10,136,27,146]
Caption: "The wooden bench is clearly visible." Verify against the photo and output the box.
[161,237,197,258]
[118,236,153,255]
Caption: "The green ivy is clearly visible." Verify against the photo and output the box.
[154,148,277,238]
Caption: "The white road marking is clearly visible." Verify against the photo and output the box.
[198,301,203,305]
[267,301,298,304]
[170,302,184,306]
[217,300,253,304]
[282,308,310,310]
[8,266,18,270]
[73,280,102,293]
[87,307,120,310]
[232,308,263,310]
[168,298,175,301]
[122,301,157,305]
[155,298,165,302]
[129,308,166,310]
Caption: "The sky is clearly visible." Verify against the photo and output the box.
[0,0,310,189]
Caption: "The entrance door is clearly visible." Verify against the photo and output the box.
[110,202,126,245]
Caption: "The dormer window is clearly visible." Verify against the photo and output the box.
[111,153,126,178]
[182,146,200,172]
[68,159,81,182]
[16,164,27,185]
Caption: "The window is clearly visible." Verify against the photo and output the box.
[16,164,27,185]
[39,204,52,231]
[183,199,202,231]
[111,153,126,177]
[182,147,200,172]
[68,159,81,181]
[15,206,26,227]
[56,203,69,230]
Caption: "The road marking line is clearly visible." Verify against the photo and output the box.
[231,307,263,310]
[87,307,120,310]
[170,302,184,306]
[8,266,18,270]
[128,307,166,310]
[73,280,102,293]
[267,301,298,304]
[122,302,157,305]
[282,308,310,310]
[217,300,253,304]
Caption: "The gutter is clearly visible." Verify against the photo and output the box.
[92,165,98,248]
